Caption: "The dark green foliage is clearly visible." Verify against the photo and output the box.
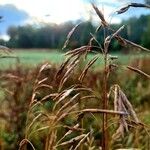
[0,14,149,52]
[141,16,150,48]
[122,15,149,44]
[145,0,150,5]
[0,39,6,46]
[3,15,150,50]
[7,23,75,49]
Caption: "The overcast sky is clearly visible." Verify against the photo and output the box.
[0,0,150,39]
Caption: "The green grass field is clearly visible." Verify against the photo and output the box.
[0,49,149,69]
[0,49,64,69]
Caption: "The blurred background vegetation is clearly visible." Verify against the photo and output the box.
[0,15,149,50]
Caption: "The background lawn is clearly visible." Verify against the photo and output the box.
[0,49,149,70]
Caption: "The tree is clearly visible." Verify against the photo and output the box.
[0,39,6,46]
[6,15,149,50]
[7,26,18,47]
[141,16,150,48]
[145,0,150,5]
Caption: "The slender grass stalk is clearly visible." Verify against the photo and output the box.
[102,44,109,150]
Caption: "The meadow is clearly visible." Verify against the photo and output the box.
[0,49,148,70]
[0,48,149,150]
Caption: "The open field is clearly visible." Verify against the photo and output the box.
[0,49,64,69]
[0,49,149,149]
[0,49,149,70]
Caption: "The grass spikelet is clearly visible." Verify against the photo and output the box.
[40,93,56,102]
[115,34,150,52]
[114,85,119,111]
[56,134,86,147]
[92,3,108,27]
[78,56,99,82]
[89,33,103,53]
[56,124,80,145]
[110,25,125,40]
[95,24,102,32]
[19,139,35,150]
[30,93,37,105]
[39,63,50,73]
[63,23,81,49]
[78,109,128,115]
[65,46,89,56]
[53,88,74,110]
[66,55,80,69]
[74,132,90,150]
[26,113,42,138]
[64,125,84,132]
[119,89,139,123]
[104,25,125,53]
[0,73,23,82]
[115,36,127,46]
[124,39,150,52]
[112,85,139,140]
[74,87,94,93]
[56,93,80,116]
[37,77,48,85]
[28,126,50,137]
[56,103,78,122]
[80,95,99,100]
[116,5,130,14]
[58,77,68,91]
[127,66,150,79]
[34,84,53,91]
[130,3,150,8]
[112,123,125,140]
[116,3,150,14]
[69,146,74,150]
[55,56,71,79]
[108,26,150,52]
[59,58,79,91]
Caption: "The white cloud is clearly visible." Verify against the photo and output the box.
[0,0,87,24]
[0,34,10,41]
[0,0,147,25]
[0,0,123,24]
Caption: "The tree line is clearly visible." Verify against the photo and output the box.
[1,14,150,50]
